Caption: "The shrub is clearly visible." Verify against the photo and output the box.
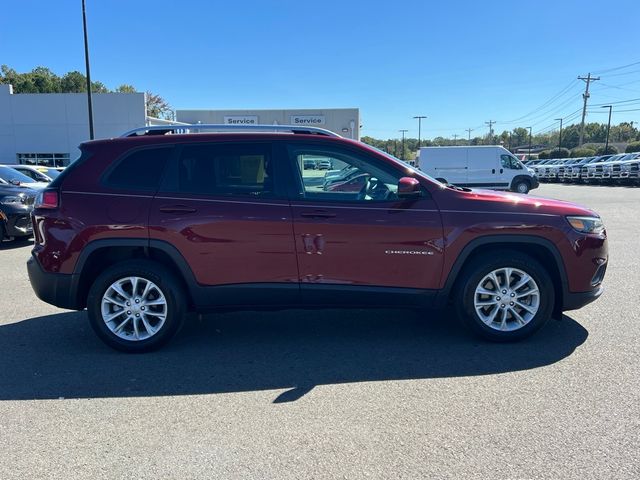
[570,147,596,158]
[595,145,618,155]
[547,148,571,159]
[538,150,550,159]
[625,141,640,153]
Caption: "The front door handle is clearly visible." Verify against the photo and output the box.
[300,211,336,219]
[500,168,504,174]
[159,205,197,214]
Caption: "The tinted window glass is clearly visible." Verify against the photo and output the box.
[176,143,272,197]
[106,147,171,191]
[500,154,522,169]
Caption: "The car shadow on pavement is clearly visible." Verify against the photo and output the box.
[0,308,588,402]
[0,238,33,250]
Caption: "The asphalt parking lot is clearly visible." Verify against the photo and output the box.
[0,183,638,479]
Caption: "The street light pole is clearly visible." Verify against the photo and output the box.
[602,105,612,154]
[527,127,532,160]
[554,118,563,154]
[399,130,408,161]
[82,0,94,140]
[466,128,473,144]
[413,116,427,149]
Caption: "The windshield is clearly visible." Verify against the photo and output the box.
[367,145,440,183]
[0,166,38,184]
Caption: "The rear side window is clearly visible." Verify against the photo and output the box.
[172,143,273,197]
[105,147,172,191]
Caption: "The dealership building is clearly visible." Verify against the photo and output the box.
[176,108,360,140]
[0,84,359,166]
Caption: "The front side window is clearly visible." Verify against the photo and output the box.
[288,145,402,202]
[175,143,273,197]
[501,154,523,170]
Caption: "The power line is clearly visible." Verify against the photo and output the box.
[497,79,580,124]
[593,60,640,75]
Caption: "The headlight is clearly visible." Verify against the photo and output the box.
[566,216,605,234]
[0,195,25,205]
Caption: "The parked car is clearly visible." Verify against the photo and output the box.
[316,158,333,170]
[28,124,607,352]
[611,153,640,183]
[0,181,37,241]
[585,154,623,181]
[419,146,538,193]
[11,165,58,183]
[599,153,638,181]
[0,165,49,189]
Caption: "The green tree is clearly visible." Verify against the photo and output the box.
[146,91,174,119]
[115,84,137,93]
[60,71,87,92]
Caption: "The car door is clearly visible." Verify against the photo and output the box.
[283,141,444,303]
[149,140,299,304]
[499,154,525,184]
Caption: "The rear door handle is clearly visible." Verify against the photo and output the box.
[300,211,336,219]
[159,204,197,214]
[492,169,496,174]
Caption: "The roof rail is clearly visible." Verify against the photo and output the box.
[120,124,342,138]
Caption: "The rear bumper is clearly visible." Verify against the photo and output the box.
[562,285,604,311]
[27,255,82,310]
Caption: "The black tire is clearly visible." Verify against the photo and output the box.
[87,260,186,353]
[0,223,5,243]
[512,180,530,194]
[454,251,554,342]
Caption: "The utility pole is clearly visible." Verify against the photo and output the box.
[399,129,408,161]
[578,73,600,146]
[508,132,512,151]
[485,120,495,144]
[527,127,532,160]
[82,0,94,140]
[452,134,458,145]
[554,117,563,154]
[413,116,427,149]
[466,128,473,144]
[602,105,612,154]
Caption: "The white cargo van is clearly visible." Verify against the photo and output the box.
[418,146,538,193]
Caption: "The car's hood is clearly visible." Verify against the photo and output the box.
[442,187,599,217]
[0,184,39,196]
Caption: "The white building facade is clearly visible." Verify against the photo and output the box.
[0,84,360,165]
[0,84,146,165]
[176,108,360,140]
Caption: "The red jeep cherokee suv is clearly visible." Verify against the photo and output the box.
[27,125,607,352]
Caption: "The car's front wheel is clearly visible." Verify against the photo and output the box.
[513,180,530,194]
[87,260,186,352]
[454,251,554,341]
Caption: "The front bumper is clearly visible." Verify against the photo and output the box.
[1,210,33,238]
[27,255,82,310]
[562,285,604,311]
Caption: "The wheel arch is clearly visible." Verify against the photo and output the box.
[71,239,196,309]
[438,235,567,315]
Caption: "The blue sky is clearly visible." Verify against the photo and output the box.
[1,0,639,139]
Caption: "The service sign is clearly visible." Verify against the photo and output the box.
[224,115,258,125]
[290,115,326,125]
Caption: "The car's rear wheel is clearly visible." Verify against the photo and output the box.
[454,251,554,341]
[87,260,186,352]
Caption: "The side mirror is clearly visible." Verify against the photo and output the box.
[9,179,21,186]
[398,177,421,198]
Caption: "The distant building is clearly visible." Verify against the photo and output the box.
[176,108,360,140]
[0,84,152,165]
